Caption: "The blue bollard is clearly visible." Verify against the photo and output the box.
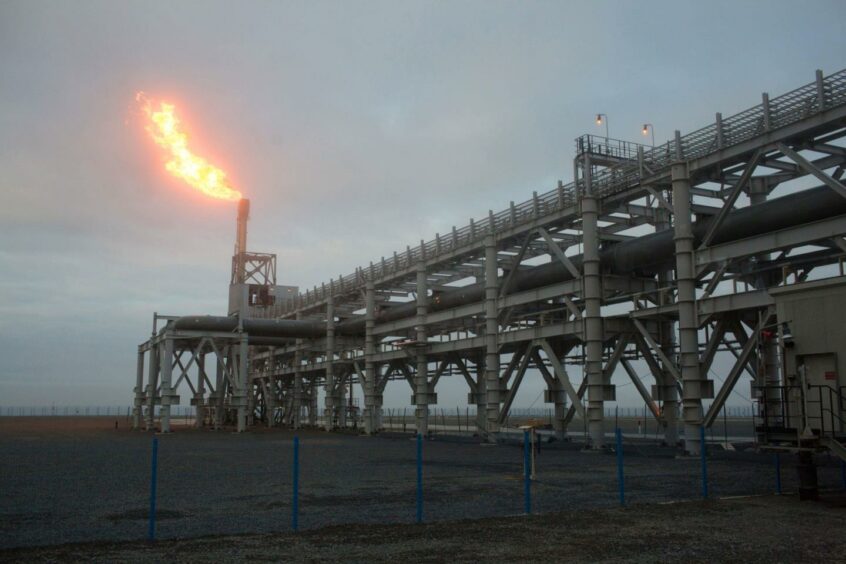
[148,437,158,541]
[416,434,423,524]
[700,426,708,499]
[523,430,531,514]
[775,453,782,494]
[292,436,299,531]
[841,460,846,490]
[615,428,625,506]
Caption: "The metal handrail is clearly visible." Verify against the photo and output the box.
[754,384,846,440]
[575,134,648,160]
[284,68,846,314]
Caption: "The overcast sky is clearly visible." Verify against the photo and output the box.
[1,0,845,409]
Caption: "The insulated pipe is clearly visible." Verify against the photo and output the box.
[335,184,846,335]
[248,337,296,347]
[174,185,846,339]
[173,316,325,338]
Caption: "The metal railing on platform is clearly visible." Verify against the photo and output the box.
[754,384,846,443]
[275,68,846,314]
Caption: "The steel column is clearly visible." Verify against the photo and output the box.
[213,353,224,429]
[196,352,206,428]
[655,204,679,445]
[307,376,318,426]
[160,338,173,433]
[364,280,381,434]
[750,178,782,423]
[475,354,486,434]
[672,161,704,455]
[484,236,501,438]
[415,264,430,435]
[133,348,145,430]
[324,295,335,430]
[236,337,249,432]
[145,342,158,431]
[582,156,606,448]
[293,314,303,429]
[264,361,277,428]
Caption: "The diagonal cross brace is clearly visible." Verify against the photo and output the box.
[778,143,846,200]
[531,349,556,388]
[353,361,366,386]
[538,227,581,278]
[699,317,729,375]
[703,313,770,427]
[632,318,682,382]
[645,186,674,214]
[699,150,762,249]
[498,346,534,424]
[429,359,450,392]
[562,379,588,425]
[620,358,662,421]
[451,354,478,394]
[499,234,534,298]
[538,339,585,417]
[500,345,528,387]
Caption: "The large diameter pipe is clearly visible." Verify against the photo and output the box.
[173,185,846,339]
[173,316,325,339]
[336,184,846,334]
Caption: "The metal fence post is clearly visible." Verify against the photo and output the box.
[148,437,158,541]
[700,426,708,499]
[775,453,782,495]
[416,434,423,523]
[292,436,299,531]
[616,428,625,506]
[523,430,531,514]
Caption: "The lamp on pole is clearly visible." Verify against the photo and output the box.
[595,113,609,142]
[642,123,655,147]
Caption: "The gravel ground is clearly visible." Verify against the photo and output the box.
[2,495,845,562]
[1,417,844,554]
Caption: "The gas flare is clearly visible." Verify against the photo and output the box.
[136,92,242,201]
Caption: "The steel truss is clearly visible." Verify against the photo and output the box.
[136,69,846,455]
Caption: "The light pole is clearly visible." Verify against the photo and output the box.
[595,113,609,143]
[642,123,655,147]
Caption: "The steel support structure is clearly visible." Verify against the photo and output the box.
[134,68,846,459]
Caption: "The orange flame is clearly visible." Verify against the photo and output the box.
[136,92,242,201]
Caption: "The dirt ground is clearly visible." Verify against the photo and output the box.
[2,495,845,563]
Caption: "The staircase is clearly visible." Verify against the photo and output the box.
[820,436,846,463]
